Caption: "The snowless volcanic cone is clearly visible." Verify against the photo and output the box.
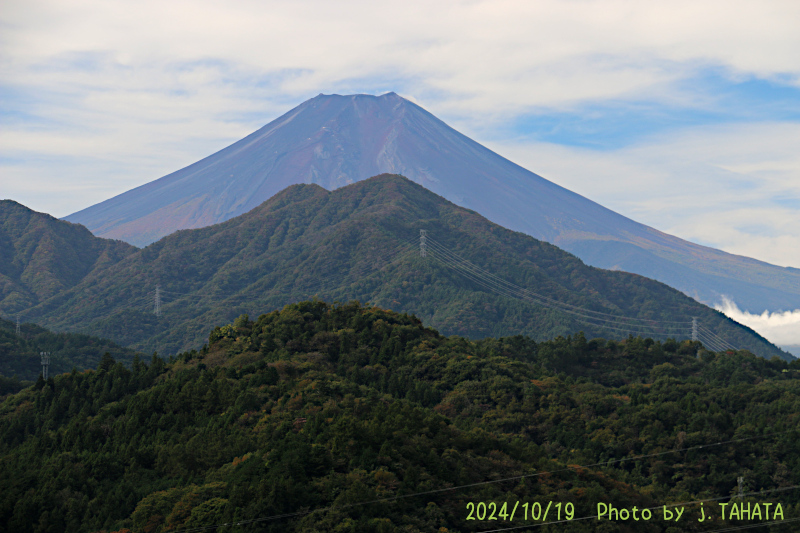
[65,92,605,246]
[65,92,800,314]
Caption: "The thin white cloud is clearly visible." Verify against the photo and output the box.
[489,122,800,267]
[1,0,799,268]
[4,0,799,112]
[716,296,800,346]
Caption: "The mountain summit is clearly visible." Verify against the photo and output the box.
[64,93,800,313]
[36,175,789,359]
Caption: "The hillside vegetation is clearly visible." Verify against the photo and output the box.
[0,200,137,315]
[10,175,789,359]
[61,92,800,313]
[0,316,139,391]
[1,300,798,532]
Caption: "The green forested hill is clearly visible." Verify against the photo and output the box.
[12,175,789,359]
[0,200,137,314]
[0,316,139,388]
[1,301,798,532]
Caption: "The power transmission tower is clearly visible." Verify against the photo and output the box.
[420,229,427,257]
[40,352,50,380]
[691,317,698,342]
[154,285,162,318]
[15,316,20,336]
[738,476,744,499]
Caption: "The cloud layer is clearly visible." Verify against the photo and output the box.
[1,0,798,266]
[716,296,800,346]
[490,121,800,267]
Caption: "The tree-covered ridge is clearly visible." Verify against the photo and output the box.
[0,316,139,390]
[1,300,798,532]
[12,175,789,359]
[0,200,137,314]
[0,200,137,316]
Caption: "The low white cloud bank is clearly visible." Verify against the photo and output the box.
[715,296,800,346]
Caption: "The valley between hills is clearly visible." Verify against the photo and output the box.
[1,175,788,361]
[2,3,799,529]
[1,176,798,533]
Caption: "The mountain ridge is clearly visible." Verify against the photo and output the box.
[63,93,800,314]
[0,315,138,384]
[1,298,798,531]
[0,200,137,314]
[24,175,792,359]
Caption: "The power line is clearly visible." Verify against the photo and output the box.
[168,428,798,532]
[698,324,738,351]
[696,331,729,353]
[129,242,418,323]
[696,330,727,353]
[702,516,800,533]
[422,235,746,349]
[425,237,689,326]
[476,485,800,532]
[424,239,691,336]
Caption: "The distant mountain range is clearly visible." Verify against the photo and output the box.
[3,176,789,359]
[64,92,800,314]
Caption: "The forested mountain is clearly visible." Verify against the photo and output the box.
[18,175,789,359]
[1,301,798,532]
[0,200,137,316]
[0,316,139,389]
[63,92,800,314]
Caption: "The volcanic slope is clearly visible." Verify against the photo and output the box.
[64,92,800,314]
[30,175,788,359]
[0,200,137,315]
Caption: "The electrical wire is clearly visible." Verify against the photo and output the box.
[126,241,417,322]
[168,428,798,532]
[422,235,747,349]
[698,324,739,351]
[695,330,725,352]
[476,485,800,532]
[425,240,682,329]
[702,516,800,532]
[426,236,690,325]
[425,240,693,337]
[99,231,740,352]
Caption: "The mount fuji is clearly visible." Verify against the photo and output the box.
[64,92,800,313]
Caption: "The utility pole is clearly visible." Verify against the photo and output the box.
[154,285,161,318]
[40,352,50,380]
[420,229,427,258]
[691,317,698,342]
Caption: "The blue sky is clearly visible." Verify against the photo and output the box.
[503,71,800,150]
[1,0,799,340]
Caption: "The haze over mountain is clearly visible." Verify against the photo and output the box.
[18,176,790,360]
[64,93,800,316]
